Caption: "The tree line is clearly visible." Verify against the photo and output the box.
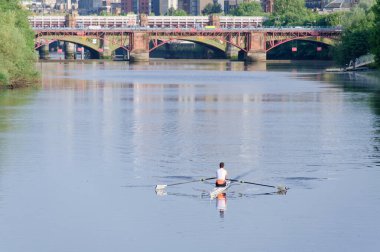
[0,0,38,88]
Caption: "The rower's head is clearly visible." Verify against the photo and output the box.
[219,162,224,168]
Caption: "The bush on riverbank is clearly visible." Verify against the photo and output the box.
[0,1,38,88]
[372,0,380,66]
[332,4,376,66]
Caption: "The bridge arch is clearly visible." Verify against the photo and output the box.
[149,38,227,59]
[34,33,131,58]
[150,38,226,52]
[36,38,101,59]
[266,36,337,52]
[35,34,103,51]
[148,35,248,60]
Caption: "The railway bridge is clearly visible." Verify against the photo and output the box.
[31,15,342,62]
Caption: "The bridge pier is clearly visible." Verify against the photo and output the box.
[225,44,240,60]
[64,42,75,60]
[39,44,50,60]
[246,32,267,62]
[245,52,267,62]
[100,35,112,59]
[130,51,149,62]
[129,32,149,62]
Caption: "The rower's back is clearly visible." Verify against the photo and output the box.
[216,162,227,187]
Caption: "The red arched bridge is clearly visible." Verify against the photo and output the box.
[34,27,341,62]
[32,16,342,62]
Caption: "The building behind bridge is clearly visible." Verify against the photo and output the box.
[121,0,216,16]
[22,0,361,15]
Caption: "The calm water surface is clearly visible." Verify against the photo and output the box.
[0,60,380,252]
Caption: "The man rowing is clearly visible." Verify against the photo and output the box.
[216,162,228,187]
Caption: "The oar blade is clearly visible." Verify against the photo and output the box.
[155,185,167,190]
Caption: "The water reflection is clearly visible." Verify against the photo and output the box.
[154,187,229,218]
[0,88,37,207]
[311,71,380,168]
[0,89,37,132]
[155,184,287,219]
[216,193,227,218]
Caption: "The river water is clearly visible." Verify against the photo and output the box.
[0,60,379,252]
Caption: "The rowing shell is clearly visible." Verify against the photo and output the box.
[209,181,231,199]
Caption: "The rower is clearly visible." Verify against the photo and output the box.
[215,162,228,187]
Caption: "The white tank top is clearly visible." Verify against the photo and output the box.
[217,168,227,180]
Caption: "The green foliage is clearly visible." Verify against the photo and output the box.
[372,0,380,66]
[341,7,374,29]
[202,2,223,15]
[229,2,264,16]
[272,0,309,25]
[334,29,372,65]
[0,0,38,88]
[99,10,111,16]
[359,0,376,11]
[0,71,9,85]
[334,6,375,66]
[316,12,344,26]
[0,0,22,11]
[166,7,188,16]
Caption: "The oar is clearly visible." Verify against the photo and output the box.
[155,177,216,190]
[229,179,288,192]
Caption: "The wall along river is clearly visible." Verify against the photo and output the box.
[0,60,379,251]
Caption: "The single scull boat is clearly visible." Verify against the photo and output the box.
[209,181,232,199]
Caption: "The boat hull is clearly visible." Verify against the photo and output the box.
[210,181,231,199]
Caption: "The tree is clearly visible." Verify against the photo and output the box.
[334,6,375,66]
[0,0,38,88]
[272,0,310,26]
[359,0,376,11]
[166,7,188,16]
[202,2,223,15]
[99,10,111,16]
[372,0,380,66]
[230,2,265,16]
[335,29,373,66]
[317,12,344,26]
